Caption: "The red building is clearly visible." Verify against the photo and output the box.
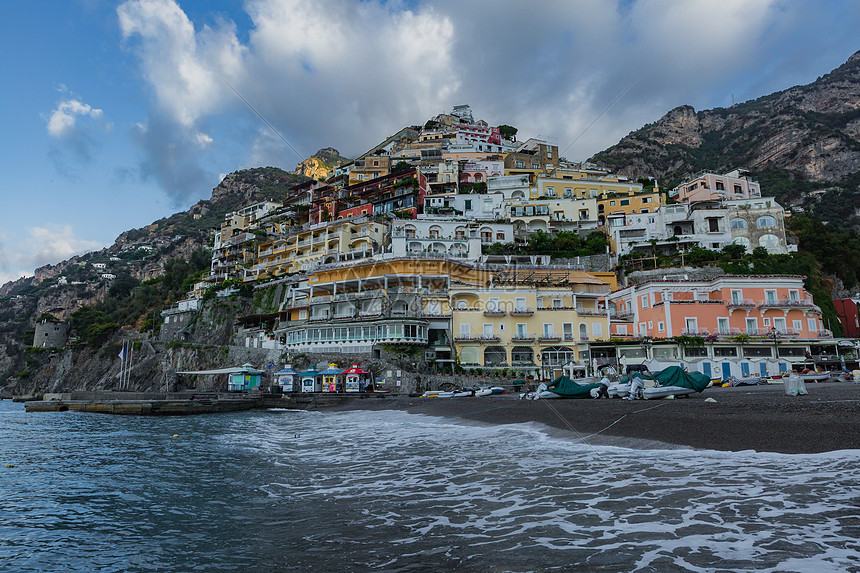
[833,299,860,338]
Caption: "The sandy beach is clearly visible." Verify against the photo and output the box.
[333,381,860,454]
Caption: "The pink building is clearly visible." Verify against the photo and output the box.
[672,169,762,202]
[608,275,827,340]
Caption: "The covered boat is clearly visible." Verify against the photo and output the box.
[543,375,602,399]
[610,366,710,399]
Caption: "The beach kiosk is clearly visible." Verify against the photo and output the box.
[299,367,321,393]
[228,363,264,392]
[320,363,343,393]
[342,363,371,393]
[273,364,299,393]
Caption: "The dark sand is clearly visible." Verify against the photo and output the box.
[333,382,860,454]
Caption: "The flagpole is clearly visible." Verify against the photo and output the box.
[118,340,126,390]
[126,341,135,390]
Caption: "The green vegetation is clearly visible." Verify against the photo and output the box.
[69,250,211,346]
[498,124,518,140]
[484,230,608,260]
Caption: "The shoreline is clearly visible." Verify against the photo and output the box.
[330,382,860,455]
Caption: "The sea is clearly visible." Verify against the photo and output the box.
[1,400,859,573]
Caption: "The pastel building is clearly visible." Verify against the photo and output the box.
[672,169,762,202]
[605,275,830,379]
[608,275,825,339]
[451,271,615,380]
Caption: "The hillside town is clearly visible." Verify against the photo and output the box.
[136,105,856,387]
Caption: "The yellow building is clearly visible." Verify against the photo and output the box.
[596,189,663,227]
[451,270,614,380]
[253,218,386,279]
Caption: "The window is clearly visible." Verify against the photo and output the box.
[708,218,720,232]
[545,187,555,197]
[734,184,742,194]
[647,321,653,329]
[610,201,616,206]
[732,236,751,251]
[808,318,817,332]
[658,321,665,332]
[663,291,673,302]
[592,323,602,337]
[730,217,747,229]
[617,324,628,335]
[639,322,647,335]
[717,317,729,334]
[685,317,698,333]
[564,188,573,198]
[756,216,777,228]
[765,290,777,304]
[789,290,799,302]
[460,323,470,336]
[579,210,589,219]
[715,180,725,191]
[496,232,505,240]
[515,297,526,311]
[552,298,563,308]
[714,347,737,357]
[464,200,472,210]
[543,324,554,337]
[641,295,648,308]
[759,234,779,247]
[620,199,629,206]
[642,197,651,203]
[746,317,758,334]
[763,318,771,327]
[483,324,494,337]
[793,320,802,331]
[773,317,787,333]
[516,323,527,337]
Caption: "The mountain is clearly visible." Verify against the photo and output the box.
[0,167,309,391]
[591,51,860,229]
[294,147,350,180]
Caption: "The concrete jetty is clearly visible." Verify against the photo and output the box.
[23,391,387,415]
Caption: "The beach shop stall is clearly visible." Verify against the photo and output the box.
[228,363,264,392]
[299,367,321,393]
[320,363,343,393]
[273,365,299,393]
[341,363,371,393]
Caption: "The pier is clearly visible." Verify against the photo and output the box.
[23,391,387,415]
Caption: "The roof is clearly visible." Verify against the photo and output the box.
[342,363,369,375]
[176,363,263,375]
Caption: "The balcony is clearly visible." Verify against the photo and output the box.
[759,297,816,308]
[818,329,834,338]
[716,327,743,337]
[679,328,710,336]
[483,309,506,317]
[576,309,605,316]
[454,335,501,343]
[511,335,536,343]
[727,299,757,309]
[538,336,561,343]
[563,334,576,341]
[510,308,534,316]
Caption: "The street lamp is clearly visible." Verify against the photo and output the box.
[767,328,780,373]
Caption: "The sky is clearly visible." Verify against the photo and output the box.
[1,0,859,285]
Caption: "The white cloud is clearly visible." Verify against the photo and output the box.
[47,99,104,138]
[0,226,104,286]
[115,0,859,204]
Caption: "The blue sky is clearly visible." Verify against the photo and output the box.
[1,0,859,284]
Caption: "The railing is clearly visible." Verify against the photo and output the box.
[564,334,576,341]
[818,329,833,338]
[716,328,743,336]
[453,307,481,312]
[310,295,332,303]
[538,336,561,343]
[483,309,506,316]
[576,309,605,316]
[727,299,756,308]
[679,328,710,336]
[454,335,501,342]
[511,360,536,366]
[510,308,534,316]
[759,297,815,307]
[511,335,536,342]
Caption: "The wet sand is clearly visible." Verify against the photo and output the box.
[333,382,860,454]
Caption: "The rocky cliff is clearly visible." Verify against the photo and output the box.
[591,50,860,229]
[294,147,350,180]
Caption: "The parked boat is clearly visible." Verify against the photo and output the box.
[728,376,765,387]
[799,372,831,383]
[475,386,505,397]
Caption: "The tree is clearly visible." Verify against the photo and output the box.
[499,124,518,141]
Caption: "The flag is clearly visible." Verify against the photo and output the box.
[118,340,126,361]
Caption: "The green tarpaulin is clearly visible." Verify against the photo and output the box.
[545,375,602,398]
[621,366,710,392]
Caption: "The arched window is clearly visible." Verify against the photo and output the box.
[732,236,751,252]
[756,215,777,228]
[758,234,779,248]
[730,218,748,229]
[428,225,442,239]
